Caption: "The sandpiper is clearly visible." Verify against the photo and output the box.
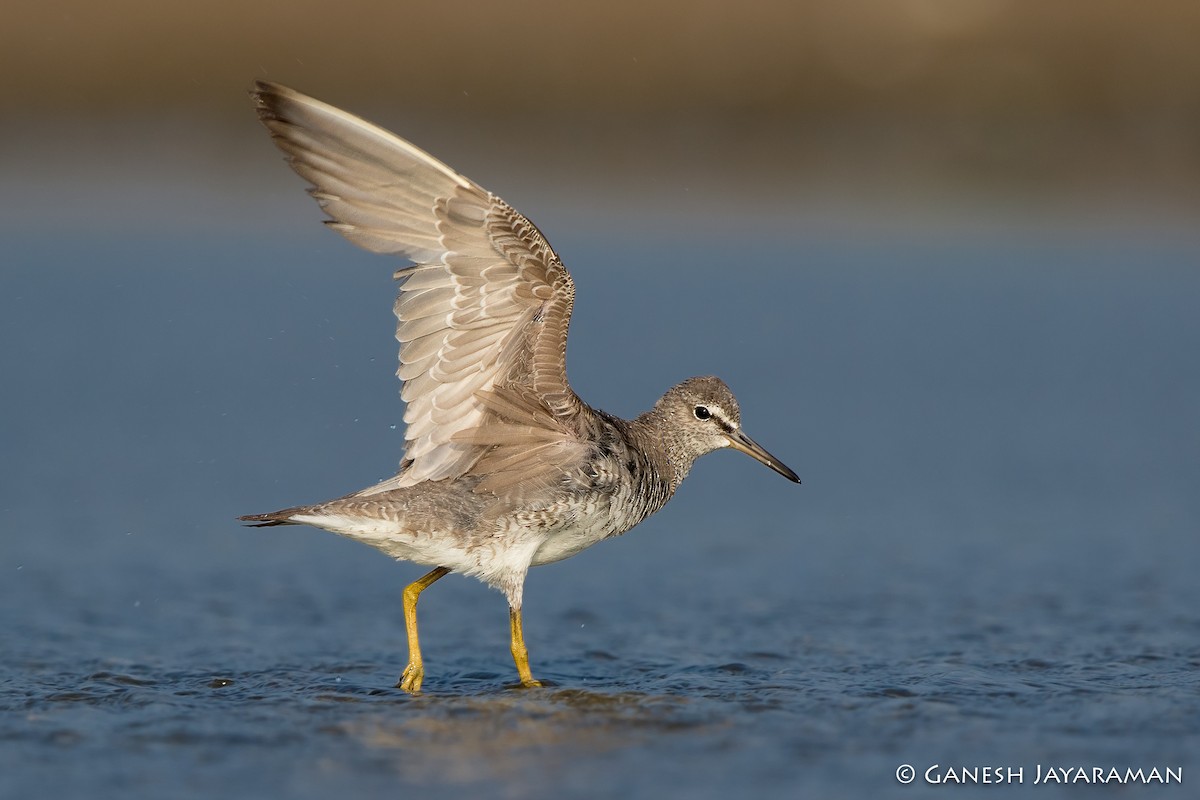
[241,81,800,692]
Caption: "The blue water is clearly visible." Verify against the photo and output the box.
[2,216,1198,798]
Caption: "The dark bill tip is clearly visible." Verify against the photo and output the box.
[726,429,800,484]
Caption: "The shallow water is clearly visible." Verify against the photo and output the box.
[2,220,1198,798]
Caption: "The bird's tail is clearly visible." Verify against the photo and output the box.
[238,509,302,527]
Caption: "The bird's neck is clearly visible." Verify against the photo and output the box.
[628,409,693,492]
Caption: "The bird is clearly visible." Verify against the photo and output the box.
[240,81,800,693]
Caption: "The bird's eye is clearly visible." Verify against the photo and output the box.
[693,406,711,420]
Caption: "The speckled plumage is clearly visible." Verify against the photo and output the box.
[240,82,799,691]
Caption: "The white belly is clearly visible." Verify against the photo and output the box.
[529,515,614,566]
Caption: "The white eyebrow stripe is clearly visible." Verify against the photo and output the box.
[710,408,737,432]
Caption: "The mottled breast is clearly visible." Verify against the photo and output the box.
[527,412,675,566]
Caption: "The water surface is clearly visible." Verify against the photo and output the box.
[2,216,1198,798]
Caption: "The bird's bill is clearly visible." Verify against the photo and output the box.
[726,429,800,483]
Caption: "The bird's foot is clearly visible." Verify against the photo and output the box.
[397,662,424,694]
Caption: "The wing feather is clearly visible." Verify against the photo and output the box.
[252,80,590,495]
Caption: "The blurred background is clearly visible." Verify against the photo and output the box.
[4,0,1200,233]
[2,3,1198,799]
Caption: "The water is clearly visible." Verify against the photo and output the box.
[2,215,1198,798]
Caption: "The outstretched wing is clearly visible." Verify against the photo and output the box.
[253,81,587,492]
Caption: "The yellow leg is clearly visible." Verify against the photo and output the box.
[396,566,449,694]
[509,606,543,688]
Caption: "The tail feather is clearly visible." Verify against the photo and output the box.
[238,510,301,527]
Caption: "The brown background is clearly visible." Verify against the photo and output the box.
[5,0,1199,230]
